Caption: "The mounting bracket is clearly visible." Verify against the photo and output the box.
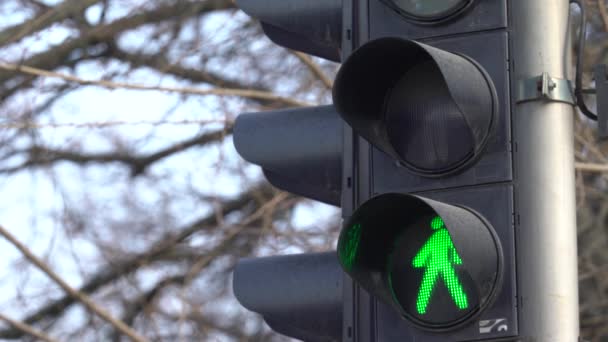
[516,72,575,105]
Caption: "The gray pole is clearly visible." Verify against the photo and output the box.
[511,1,579,340]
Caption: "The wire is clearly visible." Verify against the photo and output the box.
[571,0,599,120]
[0,119,231,130]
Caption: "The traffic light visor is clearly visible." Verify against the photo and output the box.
[333,38,497,176]
[337,193,502,329]
[236,0,342,61]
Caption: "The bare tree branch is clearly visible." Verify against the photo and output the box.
[0,312,59,342]
[576,162,608,172]
[0,183,283,340]
[0,0,235,86]
[292,51,334,90]
[1,126,233,175]
[0,62,309,107]
[598,0,608,32]
[0,1,340,340]
[0,0,100,47]
[0,224,148,342]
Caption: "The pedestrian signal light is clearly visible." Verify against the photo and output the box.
[410,216,468,315]
[337,193,503,330]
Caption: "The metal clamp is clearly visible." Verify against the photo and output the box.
[516,72,575,105]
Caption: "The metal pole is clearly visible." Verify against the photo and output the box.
[511,1,579,340]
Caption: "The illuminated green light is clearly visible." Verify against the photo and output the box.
[430,216,444,230]
[412,216,468,314]
[339,223,361,271]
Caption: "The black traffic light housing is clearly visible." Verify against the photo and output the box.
[233,253,343,341]
[232,1,345,341]
[234,106,343,206]
[333,37,497,176]
[338,193,503,331]
[233,0,517,341]
[236,0,342,61]
[370,31,512,194]
[334,1,516,340]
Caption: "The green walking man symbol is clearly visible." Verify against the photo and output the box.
[412,216,469,314]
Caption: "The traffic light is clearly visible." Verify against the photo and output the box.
[332,37,497,176]
[232,1,344,340]
[334,1,516,340]
[233,0,578,340]
[233,253,342,342]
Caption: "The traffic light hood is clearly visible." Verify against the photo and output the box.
[233,106,343,206]
[233,253,343,341]
[333,37,497,176]
[337,193,503,330]
[236,0,342,62]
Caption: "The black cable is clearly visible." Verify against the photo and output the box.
[571,0,599,120]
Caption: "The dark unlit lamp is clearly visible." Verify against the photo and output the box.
[333,37,496,177]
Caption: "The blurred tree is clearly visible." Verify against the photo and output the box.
[1,0,608,341]
[575,1,608,341]
[0,1,339,341]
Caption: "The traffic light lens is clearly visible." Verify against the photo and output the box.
[388,213,480,325]
[385,61,475,174]
[430,216,444,230]
[413,216,469,315]
[338,223,362,271]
